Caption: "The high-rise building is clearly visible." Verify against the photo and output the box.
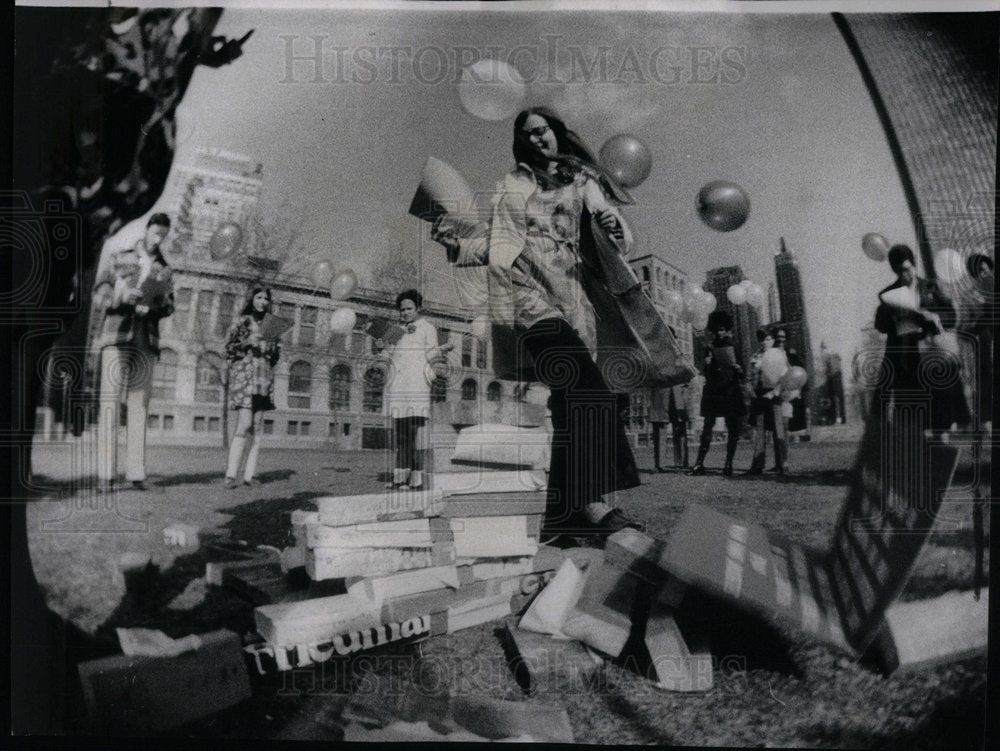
[767,281,780,325]
[773,238,815,380]
[704,265,760,371]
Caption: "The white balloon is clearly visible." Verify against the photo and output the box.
[696,290,717,315]
[471,315,490,339]
[330,307,357,334]
[933,248,965,286]
[726,284,747,305]
[761,348,789,388]
[664,290,684,314]
[745,282,764,307]
[458,59,527,121]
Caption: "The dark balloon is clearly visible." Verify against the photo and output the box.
[696,181,750,232]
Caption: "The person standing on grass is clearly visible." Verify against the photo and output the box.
[223,285,281,488]
[689,310,745,476]
[381,288,454,490]
[93,212,175,492]
[746,327,788,475]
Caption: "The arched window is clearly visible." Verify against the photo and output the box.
[486,381,502,402]
[461,378,478,402]
[194,352,223,403]
[152,348,178,400]
[328,363,352,411]
[431,374,448,403]
[461,334,474,368]
[362,365,385,413]
[288,360,313,409]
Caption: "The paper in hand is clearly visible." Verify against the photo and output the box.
[366,318,404,345]
[409,157,483,236]
[259,313,293,341]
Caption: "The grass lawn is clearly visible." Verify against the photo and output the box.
[25,435,989,746]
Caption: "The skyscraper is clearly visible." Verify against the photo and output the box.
[704,265,760,371]
[774,238,815,379]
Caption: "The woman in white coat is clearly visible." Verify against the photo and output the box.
[382,289,453,489]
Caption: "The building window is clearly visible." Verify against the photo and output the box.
[194,353,223,403]
[461,378,478,401]
[208,416,221,432]
[147,414,159,429]
[431,375,447,403]
[152,348,178,400]
[172,288,193,334]
[362,365,385,413]
[329,332,348,352]
[300,421,311,436]
[328,363,352,410]
[476,339,487,370]
[193,416,207,432]
[461,334,473,368]
[299,306,318,346]
[215,292,237,337]
[487,381,502,402]
[343,423,351,436]
[263,419,274,435]
[195,290,215,339]
[642,266,650,282]
[328,422,338,437]
[287,420,298,435]
[279,302,296,340]
[351,331,366,354]
[288,360,313,409]
[162,415,174,431]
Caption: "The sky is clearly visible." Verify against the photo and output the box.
[142,4,926,366]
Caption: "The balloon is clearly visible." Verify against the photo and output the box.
[599,135,653,189]
[471,315,490,339]
[862,233,890,262]
[681,293,699,322]
[458,59,526,121]
[664,289,684,314]
[781,365,808,392]
[209,222,243,260]
[329,307,356,334]
[744,281,764,307]
[761,348,789,388]
[695,290,717,315]
[330,269,358,301]
[933,248,965,286]
[696,181,750,232]
[726,284,747,305]
[311,260,334,288]
[691,311,710,331]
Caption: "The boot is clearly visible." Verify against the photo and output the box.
[688,436,710,475]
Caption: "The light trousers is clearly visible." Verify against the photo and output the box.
[98,345,155,482]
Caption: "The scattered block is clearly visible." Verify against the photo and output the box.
[280,545,306,572]
[605,528,667,583]
[255,593,382,646]
[205,553,281,587]
[315,489,444,527]
[450,516,538,558]
[306,518,434,549]
[446,593,514,633]
[116,628,202,657]
[307,547,434,581]
[450,694,574,743]
[434,470,546,496]
[451,424,551,469]
[561,562,639,658]
[519,559,588,638]
[78,629,251,734]
[880,590,989,672]
[644,589,713,692]
[503,616,604,694]
[532,544,603,574]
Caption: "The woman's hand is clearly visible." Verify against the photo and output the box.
[596,210,625,240]
[123,287,142,306]
[431,222,460,254]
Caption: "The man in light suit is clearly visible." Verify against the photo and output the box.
[94,213,175,490]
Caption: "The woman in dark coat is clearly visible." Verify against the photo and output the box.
[690,310,746,476]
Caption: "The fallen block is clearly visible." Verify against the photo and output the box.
[430,517,456,566]
[503,616,604,694]
[879,590,989,672]
[434,470,546,496]
[450,694,574,743]
[644,589,713,692]
[307,517,434,549]
[316,489,445,527]
[307,547,434,581]
[561,562,639,658]
[255,592,382,646]
[205,553,281,588]
[605,528,667,583]
[532,544,603,574]
[78,629,250,734]
[518,559,588,638]
[450,516,538,558]
[440,493,548,518]
[280,545,306,572]
[445,593,515,633]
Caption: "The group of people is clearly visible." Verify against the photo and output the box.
[93,106,982,548]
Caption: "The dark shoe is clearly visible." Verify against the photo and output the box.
[594,508,646,534]
[131,480,148,491]
[243,478,261,487]
[744,467,763,476]
[224,477,239,489]
[765,466,783,475]
[722,465,734,477]
[688,465,706,476]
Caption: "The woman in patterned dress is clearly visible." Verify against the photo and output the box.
[223,286,281,488]
[431,107,644,541]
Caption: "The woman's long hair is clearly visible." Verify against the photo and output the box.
[241,285,272,318]
[512,107,633,204]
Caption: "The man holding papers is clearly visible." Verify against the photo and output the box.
[93,213,175,490]
[873,244,970,432]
